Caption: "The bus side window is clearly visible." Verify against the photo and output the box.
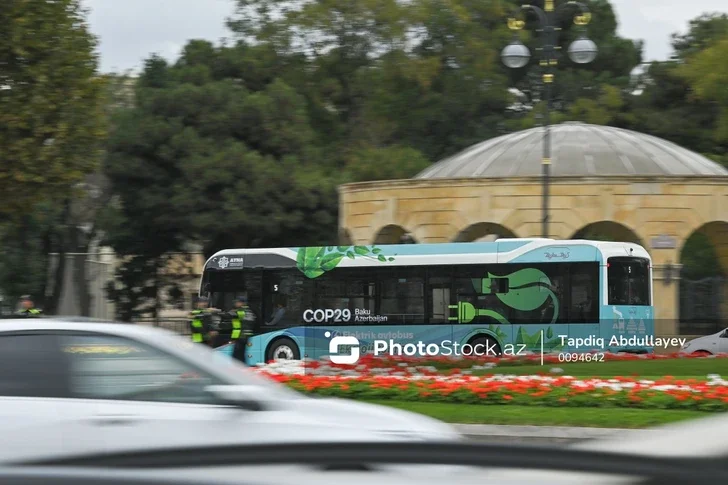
[378,268,426,325]
[427,266,452,324]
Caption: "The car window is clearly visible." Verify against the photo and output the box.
[59,333,225,404]
[0,334,70,398]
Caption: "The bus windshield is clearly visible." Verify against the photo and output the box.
[607,257,650,306]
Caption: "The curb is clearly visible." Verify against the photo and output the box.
[452,424,647,439]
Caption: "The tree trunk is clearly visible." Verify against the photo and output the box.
[153,259,161,325]
[69,225,93,317]
[45,200,70,315]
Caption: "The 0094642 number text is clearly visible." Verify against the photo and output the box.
[557,352,605,363]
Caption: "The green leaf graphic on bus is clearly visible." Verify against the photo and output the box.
[295,245,396,279]
[491,269,560,323]
[488,324,508,341]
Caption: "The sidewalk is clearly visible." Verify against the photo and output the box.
[453,424,647,440]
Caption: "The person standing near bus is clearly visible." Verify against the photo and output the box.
[16,295,42,317]
[229,296,254,362]
[190,296,218,345]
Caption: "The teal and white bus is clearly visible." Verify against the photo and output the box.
[200,239,654,365]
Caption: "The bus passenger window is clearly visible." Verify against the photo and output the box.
[263,270,312,328]
[379,269,425,325]
[569,270,597,323]
[607,258,650,306]
[347,277,376,316]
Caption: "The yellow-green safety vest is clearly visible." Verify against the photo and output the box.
[19,308,42,316]
[231,310,243,340]
[190,309,205,343]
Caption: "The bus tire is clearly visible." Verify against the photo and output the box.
[266,337,301,362]
[468,335,501,357]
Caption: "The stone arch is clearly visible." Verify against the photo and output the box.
[338,228,353,246]
[570,221,644,247]
[680,222,728,277]
[678,222,728,335]
[452,222,518,242]
[372,224,417,244]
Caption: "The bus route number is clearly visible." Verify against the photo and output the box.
[303,308,352,323]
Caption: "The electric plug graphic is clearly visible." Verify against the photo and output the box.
[448,301,510,325]
[448,301,479,323]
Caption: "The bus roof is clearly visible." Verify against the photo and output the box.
[203,239,651,272]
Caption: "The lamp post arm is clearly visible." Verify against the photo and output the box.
[520,5,548,28]
[557,1,592,27]
[507,5,547,31]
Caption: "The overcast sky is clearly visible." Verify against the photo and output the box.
[84,0,728,73]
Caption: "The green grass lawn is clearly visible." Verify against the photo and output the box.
[367,400,714,428]
[467,358,728,379]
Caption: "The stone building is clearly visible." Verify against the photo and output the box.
[338,122,728,338]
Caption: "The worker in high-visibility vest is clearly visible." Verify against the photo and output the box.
[229,296,255,363]
[16,295,42,317]
[190,296,217,345]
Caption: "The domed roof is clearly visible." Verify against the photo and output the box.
[415,122,728,179]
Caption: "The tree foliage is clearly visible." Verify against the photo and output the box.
[0,0,108,311]
[6,1,728,316]
[0,0,107,218]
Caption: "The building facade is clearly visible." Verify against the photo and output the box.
[338,122,728,338]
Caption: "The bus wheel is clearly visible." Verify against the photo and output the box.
[692,350,712,356]
[468,335,501,357]
[267,338,301,362]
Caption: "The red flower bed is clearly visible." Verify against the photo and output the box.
[258,371,728,411]
[253,353,728,411]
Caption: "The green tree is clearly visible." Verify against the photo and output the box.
[0,0,107,311]
[618,13,728,167]
[228,0,514,163]
[671,13,728,59]
[0,0,107,218]
[102,46,340,319]
[679,35,728,143]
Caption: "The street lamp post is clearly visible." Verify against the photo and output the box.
[501,1,597,238]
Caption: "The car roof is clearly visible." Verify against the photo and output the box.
[0,318,179,340]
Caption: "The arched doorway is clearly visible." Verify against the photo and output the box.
[679,222,728,336]
[338,228,353,246]
[453,222,517,242]
[571,221,644,246]
[373,225,417,244]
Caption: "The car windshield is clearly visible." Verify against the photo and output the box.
[160,334,297,395]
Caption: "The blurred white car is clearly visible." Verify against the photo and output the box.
[680,327,728,355]
[473,407,728,484]
[0,318,461,462]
